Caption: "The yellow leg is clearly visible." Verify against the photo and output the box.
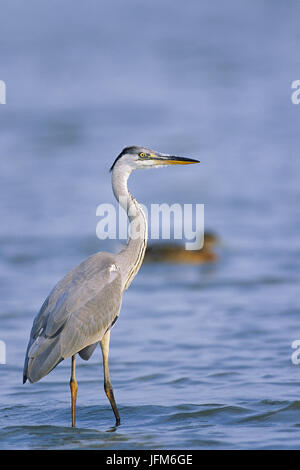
[104,381,120,426]
[100,331,120,426]
[70,354,78,427]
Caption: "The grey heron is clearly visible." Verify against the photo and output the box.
[23,146,199,427]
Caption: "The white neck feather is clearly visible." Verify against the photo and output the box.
[112,163,148,291]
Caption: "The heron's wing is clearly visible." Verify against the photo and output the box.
[24,252,122,383]
[59,263,122,359]
[22,264,80,382]
[78,316,119,360]
[78,342,98,360]
[24,261,81,349]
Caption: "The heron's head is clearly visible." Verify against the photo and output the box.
[110,146,199,172]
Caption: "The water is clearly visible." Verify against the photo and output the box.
[1,0,300,449]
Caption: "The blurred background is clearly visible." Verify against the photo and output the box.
[1,0,300,449]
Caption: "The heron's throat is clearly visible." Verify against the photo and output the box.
[112,166,148,290]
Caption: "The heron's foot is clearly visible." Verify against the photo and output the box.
[104,383,120,426]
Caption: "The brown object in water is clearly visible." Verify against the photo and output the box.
[144,231,219,264]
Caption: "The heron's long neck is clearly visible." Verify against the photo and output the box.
[112,165,148,291]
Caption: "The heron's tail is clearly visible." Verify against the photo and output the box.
[23,335,63,384]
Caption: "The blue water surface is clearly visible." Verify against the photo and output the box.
[0,0,300,449]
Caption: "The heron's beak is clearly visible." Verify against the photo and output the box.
[162,155,200,165]
[151,154,200,165]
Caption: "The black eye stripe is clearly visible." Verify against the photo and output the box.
[110,146,142,171]
[110,147,155,172]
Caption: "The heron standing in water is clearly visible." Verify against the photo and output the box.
[23,146,199,427]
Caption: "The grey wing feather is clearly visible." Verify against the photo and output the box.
[23,252,122,383]
[78,342,98,360]
[78,308,119,360]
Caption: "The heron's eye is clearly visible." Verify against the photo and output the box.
[139,152,147,158]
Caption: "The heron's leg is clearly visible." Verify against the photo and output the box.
[70,354,78,427]
[100,331,120,426]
